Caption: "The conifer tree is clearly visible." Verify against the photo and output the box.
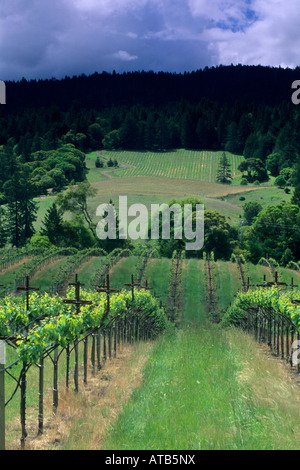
[41,203,64,245]
[216,152,232,184]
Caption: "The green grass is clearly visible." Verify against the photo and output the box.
[278,267,300,286]
[71,255,107,289]
[214,261,242,313]
[181,259,206,323]
[0,258,36,290]
[142,258,172,305]
[222,186,292,211]
[30,256,72,291]
[246,262,273,285]
[109,256,139,290]
[101,323,300,450]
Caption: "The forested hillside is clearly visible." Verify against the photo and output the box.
[0,65,299,260]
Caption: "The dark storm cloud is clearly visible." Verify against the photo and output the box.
[0,0,299,81]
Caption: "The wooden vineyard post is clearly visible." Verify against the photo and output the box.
[281,317,284,360]
[124,275,140,344]
[91,332,96,375]
[276,312,280,357]
[0,341,5,450]
[66,344,70,388]
[17,275,39,314]
[18,273,40,440]
[97,274,119,359]
[290,327,295,367]
[103,329,107,362]
[286,319,290,363]
[38,354,44,435]
[63,274,93,392]
[267,309,272,348]
[139,279,154,342]
[20,363,27,450]
[113,318,117,358]
[83,336,88,384]
[53,347,59,412]
[108,326,112,360]
[124,274,140,302]
[97,330,101,371]
[74,337,79,393]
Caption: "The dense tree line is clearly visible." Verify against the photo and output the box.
[4,65,300,111]
[0,65,300,251]
[1,95,300,180]
[1,67,300,184]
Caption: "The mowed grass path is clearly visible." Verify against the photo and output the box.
[100,259,300,451]
[101,323,300,450]
[98,149,244,183]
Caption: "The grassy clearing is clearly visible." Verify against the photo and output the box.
[100,324,300,450]
[222,186,292,211]
[246,262,273,285]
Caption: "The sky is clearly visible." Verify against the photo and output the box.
[1,0,300,81]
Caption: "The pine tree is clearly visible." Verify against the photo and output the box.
[216,152,232,184]
[41,203,64,245]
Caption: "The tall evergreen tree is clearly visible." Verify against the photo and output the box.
[216,152,232,184]
[41,203,64,245]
